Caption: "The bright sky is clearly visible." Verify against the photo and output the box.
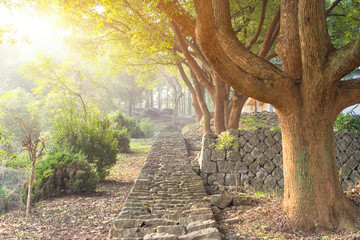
[0,5,69,52]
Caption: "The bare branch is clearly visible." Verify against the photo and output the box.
[246,0,268,49]
[326,0,342,15]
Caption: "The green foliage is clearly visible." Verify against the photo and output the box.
[50,111,119,180]
[334,106,360,132]
[211,131,239,151]
[22,151,98,203]
[110,111,145,138]
[113,128,130,153]
[139,118,156,138]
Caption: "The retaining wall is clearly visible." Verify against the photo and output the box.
[199,129,360,190]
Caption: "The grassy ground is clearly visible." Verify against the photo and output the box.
[0,138,153,240]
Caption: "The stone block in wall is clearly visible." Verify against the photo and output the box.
[250,148,260,159]
[208,173,225,185]
[256,130,266,141]
[265,136,276,147]
[224,173,237,186]
[248,171,255,178]
[264,148,276,159]
[354,151,360,161]
[264,175,277,189]
[202,133,217,146]
[272,168,283,180]
[343,134,353,144]
[264,129,273,137]
[256,142,267,153]
[202,161,217,173]
[199,148,212,167]
[273,154,282,166]
[337,139,348,152]
[278,178,284,188]
[254,168,268,184]
[249,135,260,146]
[200,173,208,185]
[239,136,247,146]
[350,171,360,185]
[337,152,348,165]
[249,161,260,175]
[244,131,254,140]
[273,143,282,154]
[227,151,241,161]
[218,161,234,173]
[240,173,249,185]
[264,160,275,173]
[235,162,248,173]
[244,142,254,153]
[239,148,246,158]
[273,131,281,142]
[256,152,267,165]
[345,147,356,158]
[347,156,359,170]
[211,149,225,161]
[340,164,352,179]
[350,139,360,150]
[243,154,255,165]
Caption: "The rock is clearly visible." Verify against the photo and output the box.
[157,225,186,236]
[114,219,143,229]
[144,232,179,240]
[208,173,225,185]
[179,227,221,240]
[224,217,241,224]
[187,219,217,232]
[232,195,253,206]
[211,206,221,215]
[210,194,233,209]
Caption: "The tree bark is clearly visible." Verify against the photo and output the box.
[212,73,226,134]
[228,92,248,129]
[26,160,35,217]
[277,105,358,231]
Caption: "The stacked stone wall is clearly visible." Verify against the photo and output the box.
[199,129,360,190]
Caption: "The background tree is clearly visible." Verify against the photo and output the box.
[0,88,45,217]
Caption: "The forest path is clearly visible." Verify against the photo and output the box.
[110,131,221,240]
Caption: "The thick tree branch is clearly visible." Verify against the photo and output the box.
[158,0,196,37]
[325,35,360,82]
[299,0,332,83]
[336,78,360,113]
[246,0,268,49]
[191,0,291,108]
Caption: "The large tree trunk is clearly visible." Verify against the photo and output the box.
[277,106,358,231]
[228,92,248,129]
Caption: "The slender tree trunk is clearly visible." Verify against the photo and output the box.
[277,107,358,231]
[190,70,212,133]
[212,73,226,134]
[228,92,248,129]
[150,89,154,108]
[177,63,203,122]
[158,87,162,109]
[26,160,35,217]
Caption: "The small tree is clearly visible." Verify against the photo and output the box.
[0,88,45,217]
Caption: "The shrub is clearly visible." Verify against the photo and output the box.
[114,128,130,153]
[22,151,98,203]
[139,118,156,138]
[111,111,145,138]
[50,112,119,180]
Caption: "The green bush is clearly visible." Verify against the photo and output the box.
[22,151,98,203]
[334,106,360,132]
[111,111,145,138]
[50,112,119,180]
[114,128,130,153]
[139,118,156,138]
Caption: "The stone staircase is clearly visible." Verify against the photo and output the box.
[110,131,222,240]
